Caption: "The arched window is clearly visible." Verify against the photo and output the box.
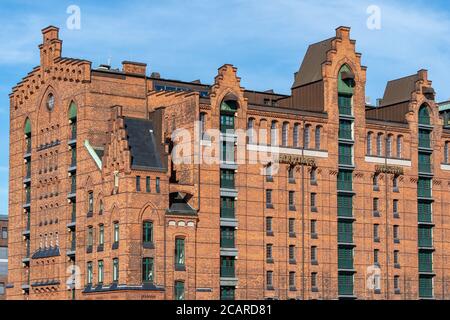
[338,65,355,116]
[271,121,278,146]
[68,101,77,140]
[387,135,393,158]
[199,112,206,137]
[445,142,449,164]
[282,122,289,147]
[220,99,238,133]
[143,221,154,244]
[315,126,322,150]
[293,124,300,148]
[377,133,383,157]
[24,118,32,154]
[367,132,373,156]
[304,125,311,149]
[247,118,255,144]
[418,105,431,125]
[397,136,403,159]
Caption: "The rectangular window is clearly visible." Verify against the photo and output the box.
[311,193,317,209]
[289,272,296,288]
[374,224,379,241]
[146,177,151,193]
[418,201,433,223]
[175,238,185,268]
[266,271,273,288]
[87,227,94,247]
[136,176,141,191]
[113,222,119,244]
[143,221,154,244]
[393,200,399,216]
[394,250,400,265]
[266,190,273,206]
[220,227,235,249]
[266,217,273,233]
[99,224,104,246]
[1,227,7,239]
[374,249,379,264]
[266,244,273,260]
[337,170,353,191]
[419,275,433,298]
[288,167,295,182]
[113,258,119,282]
[98,260,104,284]
[142,257,154,282]
[311,273,318,289]
[338,273,354,296]
[88,192,93,213]
[338,247,353,270]
[289,191,295,207]
[338,221,353,244]
[221,170,235,189]
[174,281,185,300]
[311,220,317,235]
[221,257,235,278]
[156,177,161,193]
[289,218,295,235]
[394,276,400,291]
[289,245,296,261]
[418,178,432,198]
[338,94,352,115]
[393,225,399,241]
[419,252,433,273]
[373,198,379,212]
[311,246,317,262]
[87,262,93,285]
[220,287,235,301]
[338,144,353,166]
[220,197,235,218]
[418,226,433,248]
[339,120,353,140]
[338,195,353,217]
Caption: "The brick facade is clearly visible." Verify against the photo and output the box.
[6,25,450,300]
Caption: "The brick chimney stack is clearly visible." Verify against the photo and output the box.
[39,26,62,69]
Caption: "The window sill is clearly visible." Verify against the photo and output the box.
[266,258,274,264]
[87,212,93,218]
[394,213,400,219]
[266,231,274,237]
[175,265,186,272]
[394,263,401,269]
[289,206,296,211]
[143,242,155,249]
[311,233,318,240]
[97,245,104,252]
[112,242,119,250]
[266,286,275,291]
[311,260,319,266]
[289,287,297,292]
[312,287,319,293]
[394,239,401,244]
[373,211,380,218]
[266,177,274,183]
[266,204,274,209]
[289,232,297,238]
[86,246,93,254]
[289,259,297,265]
[374,238,380,243]
[311,181,318,186]
[311,207,318,213]
[374,289,381,295]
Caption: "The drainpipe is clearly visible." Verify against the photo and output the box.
[301,117,306,300]
[384,125,390,300]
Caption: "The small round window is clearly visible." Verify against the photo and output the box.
[46,93,55,111]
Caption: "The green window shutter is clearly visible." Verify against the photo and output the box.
[418,251,433,273]
[339,144,353,166]
[337,170,353,191]
[418,178,432,198]
[338,247,354,270]
[338,65,355,95]
[338,221,353,244]
[339,120,353,140]
[418,153,432,173]
[418,201,432,223]
[338,195,353,217]
[338,273,354,296]
[418,106,430,125]
[175,238,185,267]
[419,276,433,298]
[418,226,433,248]
[24,119,32,135]
[69,101,77,119]
[175,281,185,300]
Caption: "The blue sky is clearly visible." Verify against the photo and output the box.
[0,0,449,215]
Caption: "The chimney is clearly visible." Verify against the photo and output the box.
[39,26,62,68]
[336,26,351,40]
[122,61,147,76]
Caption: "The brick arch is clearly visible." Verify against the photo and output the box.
[36,84,59,122]
[138,202,162,226]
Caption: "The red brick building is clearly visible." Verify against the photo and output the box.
[7,25,450,300]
